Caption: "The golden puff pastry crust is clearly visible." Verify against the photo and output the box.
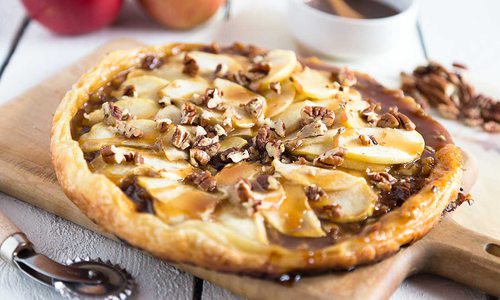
[51,43,463,276]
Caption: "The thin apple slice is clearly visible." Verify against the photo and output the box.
[272,160,376,222]
[218,136,248,152]
[112,75,169,100]
[154,105,182,124]
[263,79,296,118]
[214,78,266,127]
[336,99,370,128]
[311,181,376,223]
[114,97,160,120]
[272,100,317,134]
[79,119,159,152]
[186,51,242,75]
[260,184,325,238]
[252,49,298,89]
[215,208,269,244]
[158,77,209,103]
[292,67,339,99]
[336,128,425,164]
[137,176,223,224]
[273,160,364,190]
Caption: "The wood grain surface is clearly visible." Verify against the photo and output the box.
[0,39,499,299]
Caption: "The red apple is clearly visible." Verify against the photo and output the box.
[21,0,124,35]
[139,0,225,30]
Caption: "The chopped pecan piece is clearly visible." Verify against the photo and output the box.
[183,170,217,192]
[189,148,211,167]
[220,147,249,163]
[305,185,327,201]
[171,126,191,150]
[248,61,271,78]
[255,125,271,151]
[236,179,260,213]
[112,121,144,138]
[154,118,172,132]
[337,66,357,87]
[243,98,264,118]
[124,152,144,165]
[273,119,286,137]
[180,102,199,125]
[301,106,335,128]
[483,121,500,133]
[265,140,284,159]
[376,112,400,128]
[367,171,397,192]
[360,103,381,125]
[284,139,303,152]
[253,174,280,191]
[319,204,343,219]
[141,55,163,70]
[103,102,134,125]
[100,145,127,164]
[182,54,199,77]
[313,147,347,168]
[123,85,137,97]
[297,120,328,138]
[269,81,281,94]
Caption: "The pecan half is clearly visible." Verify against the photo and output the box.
[301,106,335,128]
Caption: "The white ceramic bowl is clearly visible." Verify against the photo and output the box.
[287,0,420,59]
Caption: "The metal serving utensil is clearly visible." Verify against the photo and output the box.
[0,208,134,299]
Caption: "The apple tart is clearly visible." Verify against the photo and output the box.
[51,43,464,275]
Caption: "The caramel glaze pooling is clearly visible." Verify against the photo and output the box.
[70,44,454,252]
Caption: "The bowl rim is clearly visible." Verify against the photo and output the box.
[290,0,420,25]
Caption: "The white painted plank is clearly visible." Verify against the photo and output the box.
[419,0,500,79]
[0,1,25,66]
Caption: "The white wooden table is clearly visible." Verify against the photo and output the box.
[0,0,498,299]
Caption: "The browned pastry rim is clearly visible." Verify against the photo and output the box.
[51,43,463,276]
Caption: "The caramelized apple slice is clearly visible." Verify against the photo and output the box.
[252,49,298,89]
[336,99,370,128]
[272,100,317,133]
[79,120,159,152]
[186,51,242,75]
[214,78,266,127]
[112,75,169,100]
[138,176,223,224]
[154,105,182,124]
[292,67,339,99]
[90,148,193,183]
[218,136,248,152]
[260,184,325,238]
[114,97,160,120]
[336,128,425,164]
[273,160,376,222]
[263,79,296,117]
[215,208,269,244]
[310,181,376,223]
[158,77,209,103]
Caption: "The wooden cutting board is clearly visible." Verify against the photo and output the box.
[0,39,499,299]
